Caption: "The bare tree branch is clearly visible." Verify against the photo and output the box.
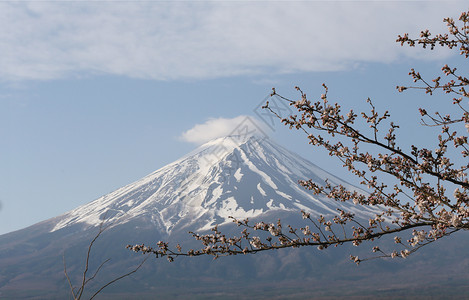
[89,256,149,300]
[64,218,147,299]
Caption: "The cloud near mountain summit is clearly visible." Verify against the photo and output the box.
[180,116,268,145]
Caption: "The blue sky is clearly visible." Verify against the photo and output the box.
[1,1,467,235]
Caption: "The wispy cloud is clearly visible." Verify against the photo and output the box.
[0,2,465,82]
[180,116,268,145]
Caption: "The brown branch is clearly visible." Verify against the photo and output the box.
[64,217,146,299]
[89,256,149,300]
[63,252,77,300]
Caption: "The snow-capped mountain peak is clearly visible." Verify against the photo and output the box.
[51,135,377,234]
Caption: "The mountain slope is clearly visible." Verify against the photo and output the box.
[3,135,467,299]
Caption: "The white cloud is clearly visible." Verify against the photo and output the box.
[0,2,466,81]
[180,116,269,145]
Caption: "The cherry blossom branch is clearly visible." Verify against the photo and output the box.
[128,9,469,264]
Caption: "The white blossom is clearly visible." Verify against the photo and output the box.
[250,236,262,249]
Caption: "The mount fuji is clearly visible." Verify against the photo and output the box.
[50,134,376,236]
[1,134,468,299]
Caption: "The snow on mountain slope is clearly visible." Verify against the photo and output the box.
[51,134,379,234]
